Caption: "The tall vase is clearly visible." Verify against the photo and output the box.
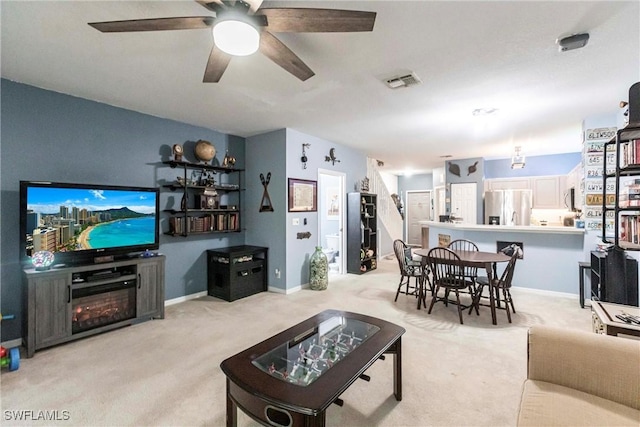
[309,246,328,291]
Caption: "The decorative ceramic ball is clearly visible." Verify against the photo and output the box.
[32,250,55,270]
[194,140,216,163]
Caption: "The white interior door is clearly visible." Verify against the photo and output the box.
[318,169,346,275]
[406,190,431,246]
[450,183,477,224]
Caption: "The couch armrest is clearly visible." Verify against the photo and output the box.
[527,326,640,410]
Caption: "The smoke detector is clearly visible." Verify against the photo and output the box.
[384,72,422,89]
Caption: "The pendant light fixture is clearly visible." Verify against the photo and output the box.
[511,146,526,169]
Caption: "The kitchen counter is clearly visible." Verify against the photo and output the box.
[420,220,586,295]
[420,221,585,235]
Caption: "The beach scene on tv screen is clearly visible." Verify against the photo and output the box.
[25,187,156,256]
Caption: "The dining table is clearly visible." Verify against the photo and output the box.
[413,248,512,325]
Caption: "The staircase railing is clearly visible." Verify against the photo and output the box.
[367,158,403,242]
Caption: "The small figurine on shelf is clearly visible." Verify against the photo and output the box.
[222,150,236,168]
[361,177,370,192]
[172,144,184,162]
[199,170,216,187]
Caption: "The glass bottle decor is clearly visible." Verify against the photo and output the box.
[309,246,328,290]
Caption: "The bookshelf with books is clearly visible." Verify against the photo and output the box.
[602,125,640,250]
[161,160,243,236]
[593,83,640,307]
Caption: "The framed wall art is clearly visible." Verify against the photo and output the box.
[326,187,340,220]
[288,178,317,212]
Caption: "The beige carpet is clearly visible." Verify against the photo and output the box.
[0,258,592,426]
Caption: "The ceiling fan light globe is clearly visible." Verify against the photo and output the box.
[213,20,260,56]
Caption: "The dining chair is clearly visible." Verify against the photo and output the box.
[472,252,519,323]
[447,239,480,314]
[393,239,424,302]
[426,247,477,324]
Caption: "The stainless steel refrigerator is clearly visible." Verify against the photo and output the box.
[484,190,532,226]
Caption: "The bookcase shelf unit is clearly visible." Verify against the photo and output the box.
[161,160,243,237]
[347,192,378,274]
[602,125,640,250]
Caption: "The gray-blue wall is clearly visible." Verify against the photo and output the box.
[399,173,434,194]
[245,129,287,290]
[1,80,372,341]
[285,129,367,290]
[1,79,245,340]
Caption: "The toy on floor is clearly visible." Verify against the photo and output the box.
[0,313,20,371]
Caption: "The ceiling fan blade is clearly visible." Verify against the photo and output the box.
[203,45,232,83]
[259,31,314,81]
[89,17,213,32]
[258,9,376,32]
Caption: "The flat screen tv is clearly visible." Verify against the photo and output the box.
[20,181,160,267]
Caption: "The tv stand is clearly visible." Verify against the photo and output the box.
[23,255,165,358]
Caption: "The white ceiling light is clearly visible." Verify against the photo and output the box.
[511,146,525,169]
[213,17,260,56]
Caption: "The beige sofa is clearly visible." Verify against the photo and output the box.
[517,326,640,426]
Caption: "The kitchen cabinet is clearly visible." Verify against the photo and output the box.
[486,176,568,209]
[566,163,581,193]
[531,175,567,209]
[485,178,530,191]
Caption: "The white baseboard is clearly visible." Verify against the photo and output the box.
[269,285,306,294]
[164,291,207,306]
[514,286,577,300]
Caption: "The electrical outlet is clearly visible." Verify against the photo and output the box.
[292,218,300,225]
[275,268,281,278]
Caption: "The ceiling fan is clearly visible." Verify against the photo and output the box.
[89,0,376,83]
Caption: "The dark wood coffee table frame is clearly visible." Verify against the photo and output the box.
[220,309,405,427]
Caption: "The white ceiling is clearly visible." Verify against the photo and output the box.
[2,1,639,174]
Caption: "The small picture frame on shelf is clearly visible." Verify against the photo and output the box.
[288,178,317,212]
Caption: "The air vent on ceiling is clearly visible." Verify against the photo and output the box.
[384,72,422,89]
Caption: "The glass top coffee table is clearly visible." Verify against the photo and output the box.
[220,309,405,427]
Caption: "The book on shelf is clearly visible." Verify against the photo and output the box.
[169,212,238,234]
[619,182,640,207]
[620,214,640,244]
[621,139,640,167]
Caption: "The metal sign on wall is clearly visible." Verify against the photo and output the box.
[583,127,617,233]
